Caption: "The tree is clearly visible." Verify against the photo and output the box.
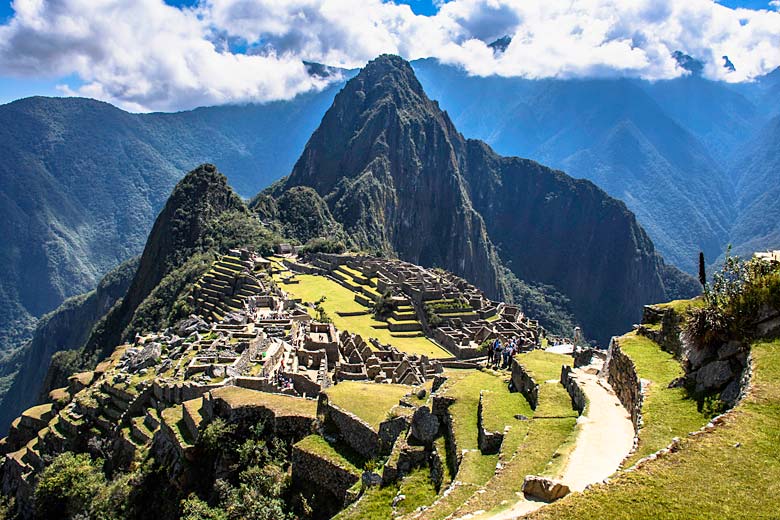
[699,251,707,290]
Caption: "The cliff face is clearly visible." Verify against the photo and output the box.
[0,257,138,434]
[274,55,697,343]
[279,55,502,297]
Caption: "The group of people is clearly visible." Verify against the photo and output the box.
[486,337,524,369]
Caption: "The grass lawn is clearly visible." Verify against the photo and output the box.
[280,274,450,358]
[618,332,712,466]
[325,381,412,429]
[515,350,572,381]
[395,466,440,515]
[336,484,398,520]
[450,363,578,518]
[529,339,780,519]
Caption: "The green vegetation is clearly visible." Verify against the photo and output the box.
[325,381,412,429]
[413,369,535,520]
[530,339,780,519]
[280,274,449,358]
[449,355,578,518]
[618,332,713,466]
[515,349,571,381]
[688,252,780,348]
[295,435,362,476]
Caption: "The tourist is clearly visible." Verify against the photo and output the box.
[502,343,512,369]
[493,341,502,368]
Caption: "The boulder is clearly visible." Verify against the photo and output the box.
[409,406,439,444]
[718,341,743,360]
[522,475,570,502]
[695,360,734,392]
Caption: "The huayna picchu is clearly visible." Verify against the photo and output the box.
[1,51,779,520]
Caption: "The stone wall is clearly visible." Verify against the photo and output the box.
[318,395,381,459]
[510,357,539,409]
[477,390,503,454]
[291,443,360,506]
[573,347,604,368]
[560,366,586,414]
[603,337,642,432]
[431,394,460,477]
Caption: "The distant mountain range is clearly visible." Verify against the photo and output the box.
[0,55,778,374]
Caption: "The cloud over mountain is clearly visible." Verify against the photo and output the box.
[1,0,779,111]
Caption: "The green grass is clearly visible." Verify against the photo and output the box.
[529,339,780,519]
[209,386,317,418]
[448,363,578,518]
[456,417,577,518]
[325,381,412,429]
[651,297,705,316]
[395,466,440,515]
[618,332,712,466]
[294,435,362,477]
[515,350,572,381]
[335,484,398,520]
[412,370,533,520]
[280,274,449,358]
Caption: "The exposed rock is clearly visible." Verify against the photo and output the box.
[695,360,734,392]
[522,475,570,502]
[718,341,743,360]
[409,406,439,445]
[362,471,382,488]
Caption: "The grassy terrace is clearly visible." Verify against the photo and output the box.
[325,381,413,429]
[618,332,711,466]
[411,369,533,520]
[295,435,362,477]
[530,339,780,519]
[517,350,572,382]
[451,352,578,517]
[209,386,317,418]
[279,273,449,358]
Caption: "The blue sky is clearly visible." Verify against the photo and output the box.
[1,0,778,111]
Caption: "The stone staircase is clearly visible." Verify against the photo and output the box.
[192,255,265,321]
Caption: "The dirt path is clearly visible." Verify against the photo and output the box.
[558,368,634,491]
[483,366,634,519]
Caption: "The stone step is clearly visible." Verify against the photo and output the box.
[182,398,206,441]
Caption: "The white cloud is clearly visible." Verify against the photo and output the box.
[1,0,779,111]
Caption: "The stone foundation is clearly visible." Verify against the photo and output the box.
[510,357,539,409]
[603,337,642,431]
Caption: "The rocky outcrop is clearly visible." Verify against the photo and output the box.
[271,54,696,345]
[603,337,643,432]
[522,475,570,502]
[511,357,539,409]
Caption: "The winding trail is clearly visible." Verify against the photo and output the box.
[486,365,634,519]
[558,368,634,491]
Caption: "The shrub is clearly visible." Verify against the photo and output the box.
[34,452,105,519]
[686,250,780,347]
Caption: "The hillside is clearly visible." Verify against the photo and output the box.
[270,55,697,345]
[0,216,775,519]
[0,85,342,359]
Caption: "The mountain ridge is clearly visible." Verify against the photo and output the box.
[269,54,698,344]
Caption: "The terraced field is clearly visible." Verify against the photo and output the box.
[277,272,449,358]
